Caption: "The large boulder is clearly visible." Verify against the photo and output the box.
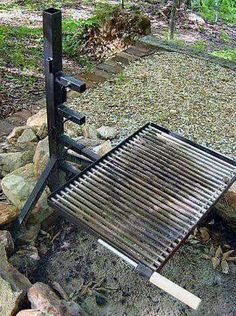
[1,163,52,225]
[0,230,14,256]
[28,282,86,316]
[7,126,34,144]
[36,123,47,140]
[27,109,47,129]
[97,126,117,140]
[93,140,112,157]
[17,129,38,143]
[0,150,34,176]
[0,275,23,316]
[0,245,32,316]
[33,137,49,176]
[82,124,97,139]
[0,203,19,225]
[216,182,236,233]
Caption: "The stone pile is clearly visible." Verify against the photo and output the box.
[0,108,116,316]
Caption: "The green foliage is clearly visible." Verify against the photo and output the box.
[0,25,42,70]
[193,0,236,23]
[62,2,119,63]
[93,2,120,24]
[219,30,231,42]
[211,48,236,61]
[15,0,75,10]
[191,40,207,51]
[63,17,99,60]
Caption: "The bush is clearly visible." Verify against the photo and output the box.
[63,4,151,63]
[193,0,236,23]
[211,49,236,61]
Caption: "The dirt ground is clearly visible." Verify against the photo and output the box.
[36,219,236,316]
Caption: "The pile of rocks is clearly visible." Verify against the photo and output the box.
[0,108,117,316]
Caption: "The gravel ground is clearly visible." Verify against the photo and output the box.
[72,51,236,157]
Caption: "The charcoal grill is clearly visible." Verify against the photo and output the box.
[15,8,236,310]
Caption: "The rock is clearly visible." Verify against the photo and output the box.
[0,203,19,225]
[7,126,33,144]
[28,282,86,316]
[97,126,117,140]
[33,137,49,176]
[188,13,205,26]
[0,150,34,176]
[82,124,97,139]
[16,222,41,245]
[1,163,36,209]
[71,136,102,149]
[16,310,47,316]
[9,245,40,276]
[0,230,14,255]
[93,140,112,157]
[0,245,32,316]
[17,129,38,143]
[216,182,236,233]
[27,109,47,129]
[0,275,23,316]
[1,164,52,224]
[36,123,47,140]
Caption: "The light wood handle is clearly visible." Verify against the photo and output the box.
[149,272,201,310]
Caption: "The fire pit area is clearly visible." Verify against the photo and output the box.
[0,7,236,316]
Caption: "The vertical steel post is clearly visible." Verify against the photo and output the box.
[43,8,64,190]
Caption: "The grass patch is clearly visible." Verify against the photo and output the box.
[191,40,207,51]
[0,25,42,70]
[194,0,236,24]
[211,49,236,61]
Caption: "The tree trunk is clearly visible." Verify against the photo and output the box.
[168,0,178,40]
[121,0,125,9]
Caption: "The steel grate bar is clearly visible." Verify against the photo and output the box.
[108,150,210,205]
[49,123,236,271]
[150,126,234,170]
[144,130,232,177]
[140,131,230,179]
[126,139,222,191]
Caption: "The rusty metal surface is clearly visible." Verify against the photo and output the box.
[49,123,236,271]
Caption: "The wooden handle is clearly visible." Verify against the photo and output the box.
[149,272,201,310]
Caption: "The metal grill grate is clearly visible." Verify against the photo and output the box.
[49,123,236,271]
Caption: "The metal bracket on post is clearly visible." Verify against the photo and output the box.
[13,8,99,230]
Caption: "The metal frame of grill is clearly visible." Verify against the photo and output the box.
[49,122,236,273]
[14,8,236,310]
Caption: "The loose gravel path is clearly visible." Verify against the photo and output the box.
[72,51,236,157]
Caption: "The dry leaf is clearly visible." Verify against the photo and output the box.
[193,227,198,236]
[215,246,223,258]
[212,257,220,269]
[221,259,229,274]
[226,256,236,262]
[209,245,215,256]
[199,227,210,242]
[223,250,234,260]
[202,254,211,260]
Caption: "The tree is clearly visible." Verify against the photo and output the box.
[168,0,179,40]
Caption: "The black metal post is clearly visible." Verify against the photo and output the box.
[43,8,65,191]
[14,8,98,230]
